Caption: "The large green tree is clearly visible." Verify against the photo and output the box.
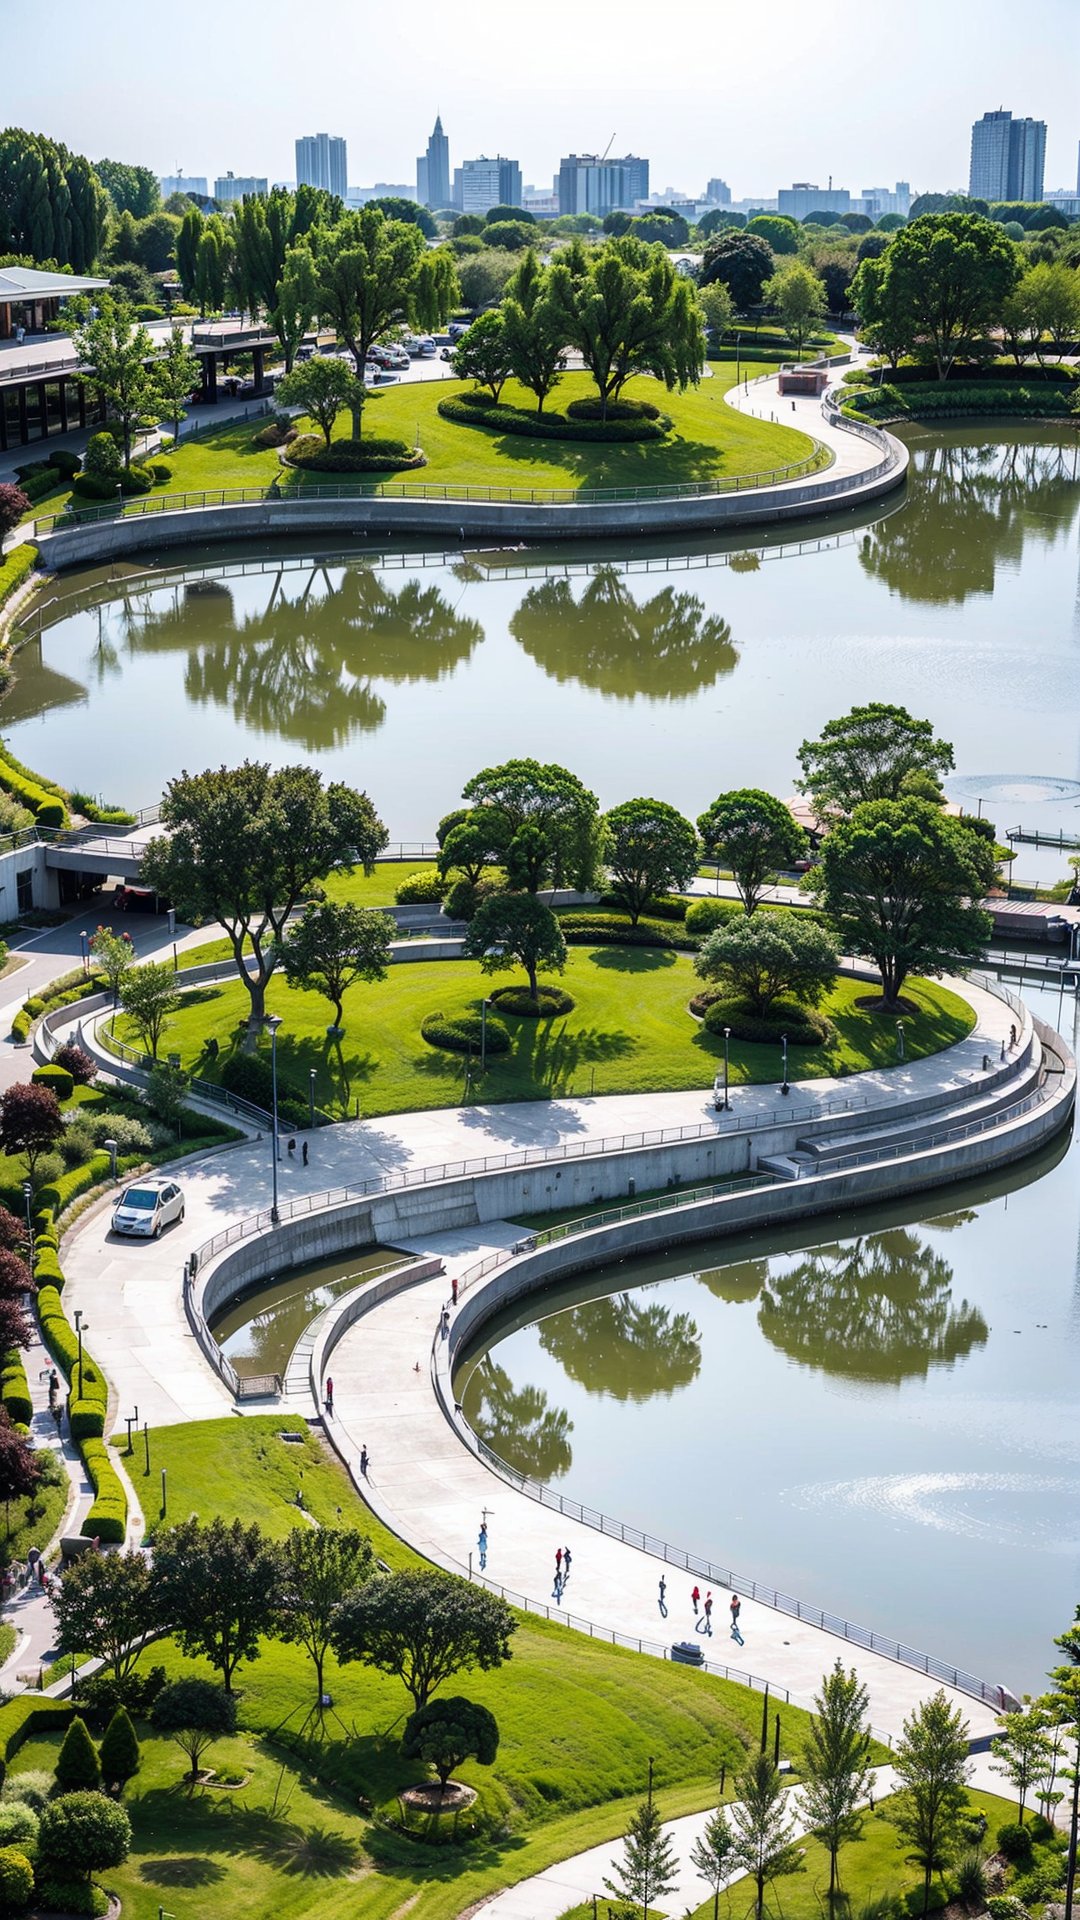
[280,901,393,1032]
[71,295,159,472]
[548,235,704,418]
[95,156,160,218]
[277,355,359,446]
[277,1525,374,1708]
[308,208,445,434]
[0,129,107,268]
[812,797,993,1007]
[331,1568,515,1710]
[700,230,774,309]
[889,1691,972,1918]
[697,789,808,913]
[451,309,513,400]
[501,249,566,414]
[52,1548,155,1686]
[800,1662,875,1899]
[850,252,917,368]
[869,212,1020,379]
[141,762,387,1042]
[603,797,699,924]
[797,703,955,819]
[153,322,201,446]
[695,909,839,1016]
[461,758,602,894]
[765,260,827,354]
[150,1679,237,1792]
[990,1701,1055,1824]
[118,959,179,1059]
[152,1518,284,1692]
[463,892,567,1004]
[401,1696,499,1792]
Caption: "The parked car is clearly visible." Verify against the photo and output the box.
[111,1179,186,1239]
[416,337,437,357]
[383,345,410,369]
[112,884,162,913]
[447,320,472,340]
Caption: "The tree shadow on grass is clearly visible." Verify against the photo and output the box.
[586,945,677,971]
[138,1857,227,1887]
[247,1819,361,1877]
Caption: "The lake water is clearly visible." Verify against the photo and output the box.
[209,1246,403,1379]
[11,427,1080,881]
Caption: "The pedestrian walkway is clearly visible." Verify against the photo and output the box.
[0,1321,92,1685]
[725,359,884,483]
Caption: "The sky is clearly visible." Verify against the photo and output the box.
[5,0,1079,199]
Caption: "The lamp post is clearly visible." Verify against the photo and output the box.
[480,997,490,1074]
[73,1308,88,1399]
[79,930,90,976]
[781,1032,789,1095]
[103,1137,118,1181]
[167,906,177,972]
[722,1026,731,1111]
[896,1019,906,1062]
[644,1755,656,1920]
[21,1180,32,1257]
[308,1068,317,1130]
[267,1014,282,1223]
[736,332,742,388]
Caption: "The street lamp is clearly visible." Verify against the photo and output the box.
[781,1032,789,1095]
[21,1181,32,1257]
[267,1015,282,1224]
[896,1019,906,1062]
[73,1308,88,1399]
[103,1137,118,1181]
[166,906,177,973]
[480,997,490,1074]
[308,1068,317,1129]
[722,1027,731,1110]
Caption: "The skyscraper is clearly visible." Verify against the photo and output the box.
[460,156,523,214]
[557,154,649,217]
[969,110,1046,202]
[417,116,450,208]
[295,133,347,199]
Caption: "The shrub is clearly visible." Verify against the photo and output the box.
[597,889,687,922]
[438,394,670,442]
[82,433,121,481]
[0,486,30,536]
[9,469,60,504]
[395,869,447,904]
[986,1899,1027,1920]
[0,1355,31,1428]
[79,1666,166,1732]
[219,1053,275,1110]
[284,432,426,473]
[694,909,839,1015]
[701,996,833,1046]
[0,1847,32,1914]
[121,463,153,495]
[565,396,663,421]
[31,1063,73,1103]
[489,984,575,1017]
[0,1802,36,1851]
[684,896,744,937]
[37,1790,131,1878]
[33,1878,106,1918]
[420,1012,511,1056]
[252,416,297,449]
[71,472,120,501]
[996,1822,1034,1864]
[80,1441,126,1543]
[49,449,81,479]
[955,1852,987,1906]
[147,458,172,483]
[557,912,694,951]
[0,1772,51,1813]
[54,1715,101,1794]
[98,1708,140,1793]
[52,1045,96,1085]
[443,875,502,922]
[79,1110,152,1154]
[0,546,36,616]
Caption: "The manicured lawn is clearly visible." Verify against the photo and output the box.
[177,863,435,971]
[49,1413,820,1920]
[109,952,976,1120]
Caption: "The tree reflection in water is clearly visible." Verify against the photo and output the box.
[859,436,1080,606]
[119,564,483,750]
[465,1356,574,1479]
[538,1293,701,1401]
[510,566,737,699]
[701,1226,987,1384]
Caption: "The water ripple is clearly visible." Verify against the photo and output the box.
[781,1471,1080,1552]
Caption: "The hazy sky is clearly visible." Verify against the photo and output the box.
[7,0,1079,198]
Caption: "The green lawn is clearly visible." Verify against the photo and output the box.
[108,952,975,1120]
[177,863,436,972]
[28,366,818,525]
[36,1413,819,1920]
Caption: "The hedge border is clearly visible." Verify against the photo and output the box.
[438,394,672,444]
[0,1698,73,1762]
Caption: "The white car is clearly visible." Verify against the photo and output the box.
[111,1179,185,1239]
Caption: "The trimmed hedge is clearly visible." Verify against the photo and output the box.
[489,985,576,1017]
[81,1439,126,1543]
[0,544,38,615]
[844,381,1078,423]
[34,1234,127,1544]
[69,793,135,825]
[0,1697,72,1763]
[565,396,663,422]
[285,433,426,474]
[843,358,1077,387]
[0,1352,31,1427]
[684,897,746,937]
[420,1011,511,1055]
[438,394,671,443]
[558,912,697,951]
[395,869,447,904]
[701,996,832,1046]
[31,1063,73,1102]
[0,738,66,797]
[11,469,61,504]
[218,1053,307,1127]
[598,890,688,923]
[0,744,69,827]
[71,461,154,500]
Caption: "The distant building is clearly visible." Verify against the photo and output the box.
[213,172,267,203]
[159,173,207,199]
[523,184,559,215]
[1045,189,1080,217]
[557,153,649,217]
[295,133,347,199]
[705,178,731,206]
[346,183,416,207]
[858,182,911,218]
[459,156,523,214]
[969,111,1046,202]
[417,115,450,208]
[777,182,851,219]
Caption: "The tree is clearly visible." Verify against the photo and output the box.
[150,1678,237,1792]
[70,295,159,472]
[277,356,359,447]
[0,1083,64,1184]
[603,1780,679,1917]
[176,206,202,299]
[54,1715,101,1794]
[96,156,159,218]
[850,253,913,368]
[1014,261,1080,360]
[307,208,428,435]
[0,1418,38,1521]
[456,247,518,311]
[0,485,30,537]
[153,323,200,445]
[695,908,839,1016]
[52,1549,154,1686]
[401,1696,499,1792]
[144,1062,190,1130]
[270,241,318,374]
[331,1568,515,1711]
[461,758,602,893]
[437,809,508,886]
[872,212,1020,379]
[451,309,513,400]
[766,261,827,354]
[890,1690,971,1918]
[0,1248,31,1297]
[1046,1609,1080,1920]
[700,231,774,309]
[800,1662,875,1899]
[690,1805,737,1920]
[812,797,994,1007]
[730,1750,803,1920]
[697,789,808,913]
[194,217,231,314]
[548,236,704,418]
[141,762,388,1043]
[277,1526,374,1708]
[748,214,800,253]
[603,798,698,924]
[991,1701,1055,1824]
[463,893,567,1005]
[501,250,565,415]
[281,902,392,1034]
[368,195,436,238]
[118,960,179,1060]
[99,1706,140,1796]
[699,280,734,347]
[89,924,134,1003]
[797,703,955,818]
[37,1791,131,1879]
[151,1517,284,1692]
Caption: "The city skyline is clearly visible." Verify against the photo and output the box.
[8,0,1078,203]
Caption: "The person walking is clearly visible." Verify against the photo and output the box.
[478,1523,488,1569]
[451,1275,458,1306]
[359,1445,369,1477]
[287,1138,296,1157]
[563,1545,572,1580]
[658,1574,667,1616]
[555,1547,563,1576]
[691,1583,701,1616]
[729,1592,741,1630]
[302,1140,309,1166]
[704,1592,713,1634]
[324,1377,334,1415]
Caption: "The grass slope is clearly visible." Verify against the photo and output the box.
[111,954,975,1120]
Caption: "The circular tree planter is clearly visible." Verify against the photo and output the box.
[401,1781,477,1815]
[489,986,576,1018]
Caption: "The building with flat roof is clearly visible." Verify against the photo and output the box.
[705,178,731,206]
[459,156,523,214]
[557,153,649,217]
[778,182,851,218]
[213,172,268,202]
[0,265,108,341]
[295,133,347,199]
[159,174,207,199]
[969,111,1046,202]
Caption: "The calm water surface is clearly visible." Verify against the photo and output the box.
[209,1247,402,1379]
[10,429,1080,869]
